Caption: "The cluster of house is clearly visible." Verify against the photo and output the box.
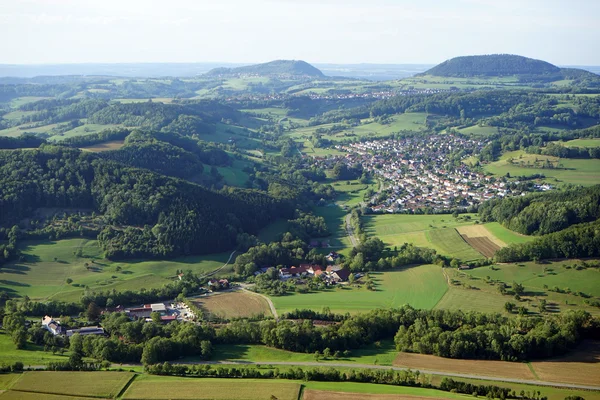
[316,135,518,212]
[42,316,105,337]
[278,263,352,284]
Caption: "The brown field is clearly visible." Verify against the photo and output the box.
[0,391,99,400]
[394,352,535,381]
[192,290,272,319]
[456,225,503,257]
[530,340,600,386]
[80,140,125,152]
[456,225,506,247]
[303,391,448,400]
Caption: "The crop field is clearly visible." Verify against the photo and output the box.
[192,290,273,319]
[122,375,300,400]
[0,332,71,366]
[530,340,600,386]
[427,228,483,261]
[480,222,535,245]
[79,140,126,152]
[0,238,230,301]
[455,225,507,257]
[11,371,134,398]
[0,392,98,400]
[269,264,448,314]
[433,285,510,313]
[302,382,466,399]
[484,150,600,186]
[394,352,535,380]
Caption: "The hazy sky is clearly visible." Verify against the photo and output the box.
[2,0,599,65]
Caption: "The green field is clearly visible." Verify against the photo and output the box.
[10,371,133,398]
[313,205,352,254]
[436,259,600,315]
[303,381,468,398]
[123,375,300,400]
[0,391,99,400]
[561,138,600,148]
[269,264,448,314]
[482,222,535,244]
[457,125,499,136]
[485,150,600,186]
[331,179,378,207]
[207,340,397,366]
[0,332,72,366]
[0,239,230,301]
[363,214,485,260]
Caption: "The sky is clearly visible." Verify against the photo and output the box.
[1,0,599,65]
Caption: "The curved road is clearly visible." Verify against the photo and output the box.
[175,360,600,392]
[241,288,279,319]
[198,250,237,279]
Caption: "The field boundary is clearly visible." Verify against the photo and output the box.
[115,373,138,399]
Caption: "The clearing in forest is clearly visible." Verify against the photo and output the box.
[79,140,125,152]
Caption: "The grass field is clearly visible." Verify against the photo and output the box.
[394,352,535,381]
[269,264,448,314]
[457,125,499,136]
[11,371,133,398]
[561,138,600,148]
[258,218,289,243]
[481,222,535,245]
[206,340,398,366]
[0,332,71,366]
[192,290,273,319]
[437,259,600,315]
[313,205,352,254]
[485,150,600,186]
[0,392,99,400]
[122,375,300,400]
[363,214,485,261]
[79,140,125,152]
[0,239,230,301]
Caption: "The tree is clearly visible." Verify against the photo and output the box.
[11,327,26,349]
[512,282,525,296]
[323,348,331,359]
[86,302,101,321]
[504,302,516,313]
[200,340,213,360]
[151,312,162,324]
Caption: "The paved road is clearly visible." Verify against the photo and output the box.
[345,213,359,247]
[175,360,600,391]
[241,288,279,319]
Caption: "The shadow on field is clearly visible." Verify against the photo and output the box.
[0,279,30,287]
[0,264,30,275]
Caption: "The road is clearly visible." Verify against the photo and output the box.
[198,250,237,279]
[175,360,600,392]
[345,213,359,247]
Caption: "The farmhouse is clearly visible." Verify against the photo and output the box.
[41,316,63,336]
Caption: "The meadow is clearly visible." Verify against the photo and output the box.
[191,290,273,319]
[484,150,600,186]
[269,264,448,314]
[561,138,600,148]
[9,371,134,398]
[79,140,125,152]
[122,375,301,400]
[362,214,487,261]
[0,238,230,301]
[0,332,71,366]
[313,205,353,254]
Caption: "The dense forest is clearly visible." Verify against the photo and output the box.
[0,146,291,258]
[479,185,600,235]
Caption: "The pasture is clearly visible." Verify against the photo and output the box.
[480,222,535,245]
[362,214,485,261]
[10,371,134,398]
[0,238,230,301]
[269,264,448,314]
[457,125,499,136]
[0,392,98,400]
[561,138,600,148]
[122,375,300,400]
[313,205,352,254]
[0,332,71,366]
[191,290,273,319]
[484,150,600,186]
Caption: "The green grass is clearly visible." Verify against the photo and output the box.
[48,124,122,141]
[0,332,72,366]
[561,138,600,148]
[0,391,100,400]
[0,374,21,390]
[6,97,51,108]
[269,264,448,314]
[483,222,535,244]
[206,340,398,366]
[0,239,230,301]
[123,375,300,400]
[313,205,351,254]
[457,125,499,136]
[215,159,250,187]
[10,371,133,398]
[485,150,600,186]
[363,214,484,260]
[257,219,289,243]
[331,179,378,207]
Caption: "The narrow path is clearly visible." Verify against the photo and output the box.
[198,250,237,279]
[175,360,600,391]
[241,288,279,320]
[345,213,359,247]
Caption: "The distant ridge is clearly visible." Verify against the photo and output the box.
[422,54,561,77]
[205,60,324,77]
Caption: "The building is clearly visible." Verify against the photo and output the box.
[41,316,63,336]
[66,327,105,337]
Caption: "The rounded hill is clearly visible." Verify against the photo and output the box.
[206,60,324,77]
[422,54,560,77]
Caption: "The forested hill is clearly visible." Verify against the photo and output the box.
[422,54,598,80]
[205,60,324,77]
[0,146,292,258]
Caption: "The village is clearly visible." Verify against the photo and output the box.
[315,135,530,212]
